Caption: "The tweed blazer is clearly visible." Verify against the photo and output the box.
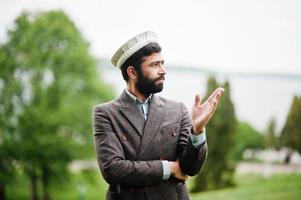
[93,90,207,200]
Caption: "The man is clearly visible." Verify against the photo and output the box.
[93,31,224,200]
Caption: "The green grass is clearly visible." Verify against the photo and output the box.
[6,169,108,200]
[6,172,301,200]
[190,173,301,200]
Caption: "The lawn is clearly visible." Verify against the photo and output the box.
[190,173,301,200]
[6,169,108,200]
[6,171,301,200]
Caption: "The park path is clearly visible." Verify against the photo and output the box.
[70,160,301,176]
[236,161,301,176]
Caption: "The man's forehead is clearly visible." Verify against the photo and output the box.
[142,53,164,63]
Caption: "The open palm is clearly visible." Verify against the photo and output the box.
[191,87,225,134]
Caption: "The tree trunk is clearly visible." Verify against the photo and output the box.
[42,167,50,200]
[31,174,39,200]
[284,149,293,164]
[0,183,6,200]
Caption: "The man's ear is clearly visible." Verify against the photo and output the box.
[127,66,137,80]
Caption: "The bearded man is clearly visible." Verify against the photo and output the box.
[93,31,224,200]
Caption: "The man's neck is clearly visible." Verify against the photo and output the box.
[127,84,150,102]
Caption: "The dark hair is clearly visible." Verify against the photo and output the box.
[120,43,162,81]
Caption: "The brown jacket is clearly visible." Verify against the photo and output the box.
[93,91,207,200]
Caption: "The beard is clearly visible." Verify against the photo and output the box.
[136,70,164,97]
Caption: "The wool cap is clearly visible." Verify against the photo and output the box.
[111,31,159,68]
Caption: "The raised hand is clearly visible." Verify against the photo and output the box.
[191,87,225,134]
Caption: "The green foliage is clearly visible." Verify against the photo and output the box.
[232,121,264,160]
[264,118,280,149]
[0,41,23,188]
[0,10,114,199]
[280,96,301,153]
[191,76,237,192]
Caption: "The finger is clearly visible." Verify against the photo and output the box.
[207,87,224,103]
[212,100,219,114]
[179,176,187,181]
[214,89,225,108]
[210,90,225,107]
[208,90,225,117]
[206,89,219,103]
[208,101,216,114]
[180,174,189,181]
[215,92,223,105]
[211,96,224,116]
[214,92,221,103]
[194,94,201,106]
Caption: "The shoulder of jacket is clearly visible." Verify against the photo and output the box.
[156,95,183,108]
[92,99,120,112]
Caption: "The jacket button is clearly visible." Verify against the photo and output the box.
[122,135,127,141]
[172,131,176,137]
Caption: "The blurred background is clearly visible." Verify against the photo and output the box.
[0,0,301,199]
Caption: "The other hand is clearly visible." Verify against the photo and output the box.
[169,160,189,181]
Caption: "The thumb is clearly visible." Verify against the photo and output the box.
[194,94,201,106]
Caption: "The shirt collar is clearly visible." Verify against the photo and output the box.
[125,89,152,104]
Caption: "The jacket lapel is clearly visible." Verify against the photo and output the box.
[138,95,165,157]
[119,91,145,137]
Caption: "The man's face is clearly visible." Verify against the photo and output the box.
[135,52,166,97]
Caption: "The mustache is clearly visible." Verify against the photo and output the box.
[155,76,165,81]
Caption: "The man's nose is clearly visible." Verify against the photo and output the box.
[158,64,166,75]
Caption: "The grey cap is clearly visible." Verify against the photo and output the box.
[111,31,159,69]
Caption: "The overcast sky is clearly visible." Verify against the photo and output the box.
[1,0,300,74]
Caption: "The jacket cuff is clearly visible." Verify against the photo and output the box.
[189,127,206,147]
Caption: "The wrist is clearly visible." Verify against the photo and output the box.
[169,162,174,175]
[192,126,205,135]
[168,161,176,175]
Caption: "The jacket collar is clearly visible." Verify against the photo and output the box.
[118,90,165,156]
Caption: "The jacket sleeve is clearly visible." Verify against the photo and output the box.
[177,103,208,176]
[93,105,163,186]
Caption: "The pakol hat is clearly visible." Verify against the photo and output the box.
[111,31,159,69]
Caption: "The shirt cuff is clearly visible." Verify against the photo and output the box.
[190,127,206,147]
[162,160,171,180]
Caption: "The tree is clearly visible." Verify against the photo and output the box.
[0,10,114,200]
[232,121,264,160]
[191,76,237,192]
[264,118,280,150]
[0,41,23,200]
[280,96,301,163]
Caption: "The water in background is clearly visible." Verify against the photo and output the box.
[99,66,301,133]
